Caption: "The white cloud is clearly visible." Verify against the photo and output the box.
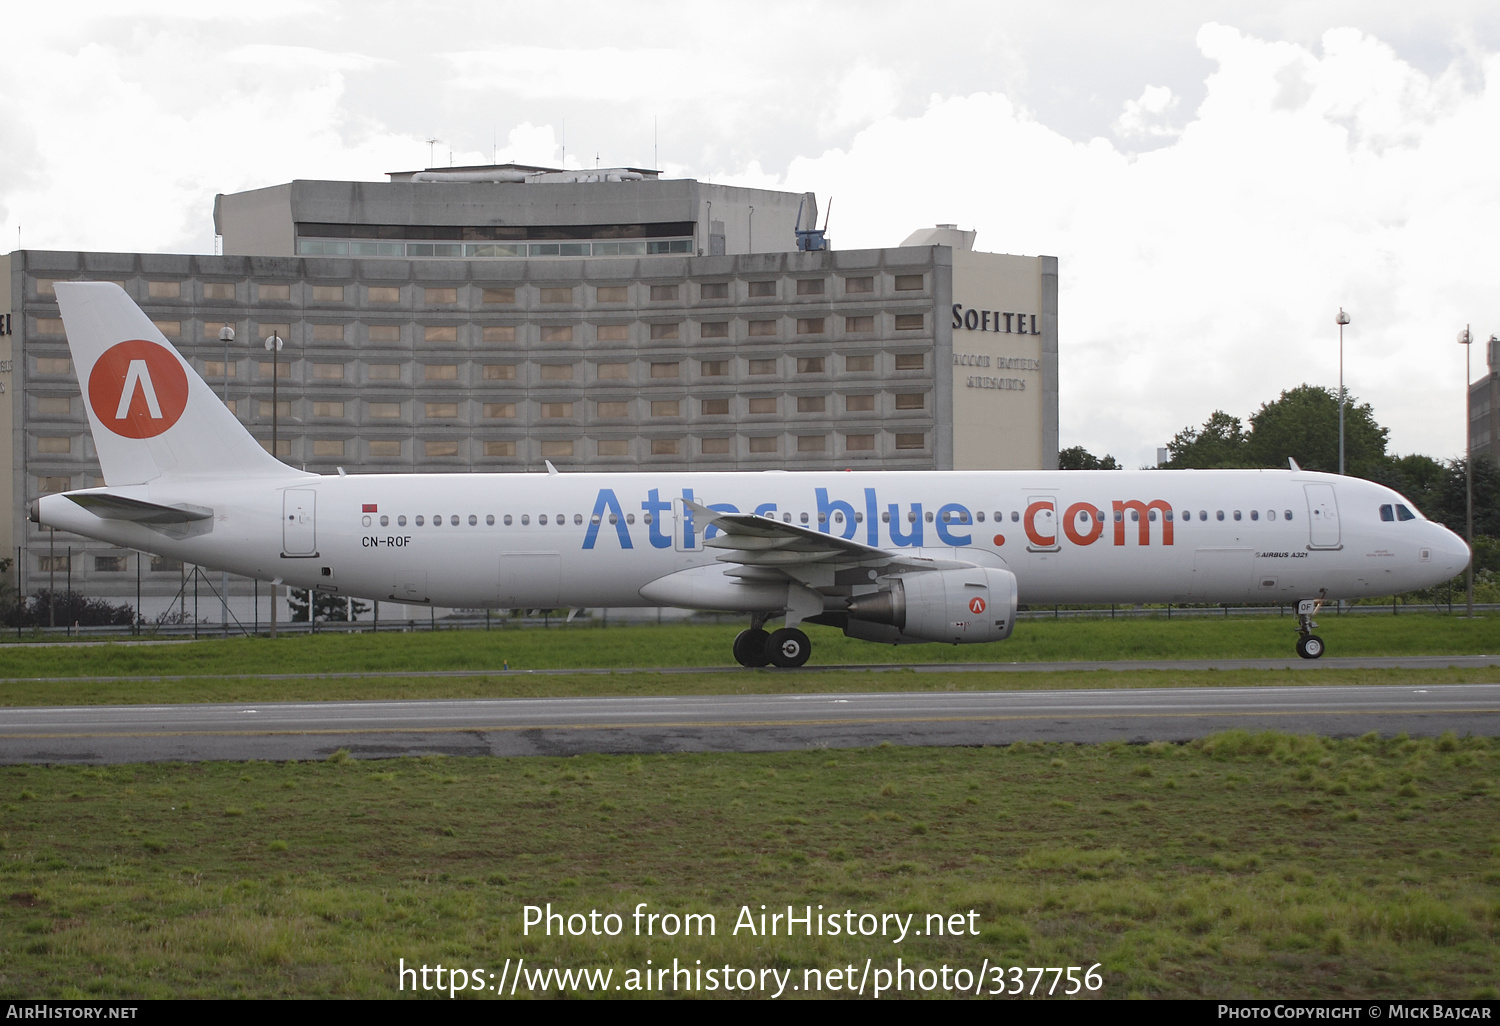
[1113,84,1182,141]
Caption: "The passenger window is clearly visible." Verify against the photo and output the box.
[1131,511,1139,522]
[1148,510,1157,522]
[800,512,810,524]
[521,515,530,525]
[1216,511,1224,521]
[1200,510,1207,521]
[908,512,918,523]
[1165,510,1173,521]
[486,515,495,525]
[556,514,564,525]
[1396,504,1416,521]
[380,516,389,527]
[398,516,407,527]
[1268,509,1276,521]
[451,515,459,526]
[539,515,548,525]
[1095,510,1105,522]
[468,515,477,526]
[1011,511,1020,523]
[1114,510,1123,523]
[627,514,636,524]
[977,512,986,522]
[1285,510,1293,521]
[882,512,892,523]
[1251,510,1259,521]
[574,514,584,525]
[1379,504,1394,522]
[415,515,425,526]
[1233,511,1242,521]
[433,515,442,526]
[504,515,512,525]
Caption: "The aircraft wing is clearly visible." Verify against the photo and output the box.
[687,500,971,575]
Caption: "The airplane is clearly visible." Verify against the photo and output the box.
[30,282,1471,667]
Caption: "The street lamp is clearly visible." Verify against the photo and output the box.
[1458,326,1475,618]
[265,331,284,640]
[1336,309,1350,475]
[218,323,235,401]
[217,323,235,636]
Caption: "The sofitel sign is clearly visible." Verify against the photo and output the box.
[951,304,1040,335]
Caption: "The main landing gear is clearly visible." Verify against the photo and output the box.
[733,614,811,668]
[1295,596,1326,660]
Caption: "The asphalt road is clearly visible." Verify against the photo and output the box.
[2,682,1497,764]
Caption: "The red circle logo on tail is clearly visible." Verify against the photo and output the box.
[969,596,987,615]
[87,340,190,438]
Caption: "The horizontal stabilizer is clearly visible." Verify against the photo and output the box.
[66,492,213,525]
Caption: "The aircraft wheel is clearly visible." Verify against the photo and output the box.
[1296,634,1325,660]
[767,627,811,668]
[733,628,771,667]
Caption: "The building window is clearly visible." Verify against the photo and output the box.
[424,287,458,305]
[845,434,875,451]
[150,555,182,572]
[483,403,516,419]
[369,286,401,303]
[845,394,875,412]
[646,437,680,456]
[540,325,575,343]
[483,325,517,343]
[37,437,71,454]
[369,440,402,458]
[257,322,291,343]
[35,319,65,336]
[844,316,874,333]
[258,284,291,301]
[797,396,826,413]
[94,555,128,573]
[597,401,630,417]
[203,282,235,300]
[895,314,925,331]
[845,276,874,294]
[650,362,680,378]
[256,362,291,380]
[748,436,778,453]
[259,400,292,418]
[424,325,458,343]
[748,320,778,337]
[895,433,926,449]
[312,439,346,458]
[701,282,729,300]
[894,353,925,371]
[540,287,574,304]
[797,435,826,452]
[596,324,629,341]
[313,401,345,418]
[894,274,924,291]
[368,364,402,381]
[700,360,727,376]
[424,365,459,381]
[35,357,70,375]
[700,321,728,339]
[148,280,181,299]
[261,438,291,457]
[796,318,825,335]
[650,400,681,417]
[540,364,575,381]
[649,323,680,341]
[312,285,344,302]
[37,476,70,493]
[796,279,825,296]
[484,440,516,457]
[748,358,776,375]
[540,440,574,458]
[424,441,459,458]
[597,439,628,456]
[369,325,401,343]
[201,361,236,379]
[701,437,730,455]
[368,402,401,419]
[481,287,515,304]
[796,357,825,374]
[649,284,679,301]
[425,402,459,419]
[748,280,777,298]
[482,364,516,380]
[596,286,628,303]
[541,402,574,418]
[597,362,629,380]
[152,321,181,338]
[312,363,345,379]
[701,398,729,416]
[37,397,70,415]
[748,397,777,415]
[895,393,925,410]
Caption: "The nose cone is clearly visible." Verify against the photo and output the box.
[1429,523,1472,581]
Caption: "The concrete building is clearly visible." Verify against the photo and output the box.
[1,166,1057,623]
[1469,335,1500,466]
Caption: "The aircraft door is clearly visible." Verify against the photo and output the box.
[282,489,317,556]
[1304,484,1341,549]
[1023,496,1059,553]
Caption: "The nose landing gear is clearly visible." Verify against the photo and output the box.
[1295,596,1326,659]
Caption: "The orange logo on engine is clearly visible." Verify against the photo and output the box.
[968,596,987,615]
[87,340,190,438]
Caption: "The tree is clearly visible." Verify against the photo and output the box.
[1058,445,1120,470]
[1380,453,1447,520]
[1162,411,1252,468]
[1433,456,1500,539]
[288,589,370,623]
[5,590,135,628]
[1246,384,1389,476]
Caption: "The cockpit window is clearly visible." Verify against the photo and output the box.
[1396,504,1416,521]
[1379,504,1394,522]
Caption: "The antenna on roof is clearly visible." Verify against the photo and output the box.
[426,137,441,168]
[823,197,833,232]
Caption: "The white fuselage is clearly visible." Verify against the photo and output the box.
[37,467,1470,611]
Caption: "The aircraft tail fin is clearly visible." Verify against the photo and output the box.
[53,281,304,486]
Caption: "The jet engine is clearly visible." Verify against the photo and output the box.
[843,567,1018,644]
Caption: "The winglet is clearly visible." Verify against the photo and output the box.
[1289,457,1301,471]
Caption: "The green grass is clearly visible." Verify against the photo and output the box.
[0,732,1494,998]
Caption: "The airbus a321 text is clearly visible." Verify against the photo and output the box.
[33,283,1470,666]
